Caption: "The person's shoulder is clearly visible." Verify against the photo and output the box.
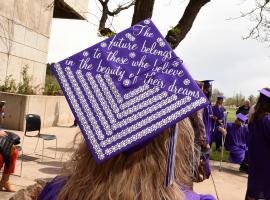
[38,176,68,200]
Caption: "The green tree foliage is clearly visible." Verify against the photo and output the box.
[17,65,39,95]
[43,64,63,96]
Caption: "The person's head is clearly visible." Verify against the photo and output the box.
[57,119,197,200]
[250,88,270,123]
[215,96,224,106]
[243,100,250,108]
[195,80,203,90]
[234,113,248,127]
[201,80,213,100]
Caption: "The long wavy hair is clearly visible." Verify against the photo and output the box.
[250,88,270,123]
[57,119,198,200]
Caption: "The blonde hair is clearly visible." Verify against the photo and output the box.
[57,118,198,200]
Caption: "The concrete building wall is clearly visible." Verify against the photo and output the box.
[0,92,74,131]
[0,1,89,130]
[0,0,54,90]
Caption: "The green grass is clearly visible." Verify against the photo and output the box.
[225,107,237,123]
[210,143,229,162]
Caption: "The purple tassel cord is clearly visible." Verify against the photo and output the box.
[165,124,178,187]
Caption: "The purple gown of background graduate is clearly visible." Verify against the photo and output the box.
[202,104,213,178]
[247,114,270,199]
[203,104,213,145]
[38,176,216,200]
[211,105,226,148]
[224,123,248,164]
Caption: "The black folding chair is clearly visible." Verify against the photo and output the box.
[24,114,57,162]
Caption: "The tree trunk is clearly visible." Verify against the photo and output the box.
[131,0,155,25]
[99,4,109,30]
[165,0,210,49]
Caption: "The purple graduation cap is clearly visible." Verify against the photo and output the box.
[259,88,270,99]
[217,96,225,100]
[201,80,214,84]
[236,113,248,123]
[201,80,214,89]
[51,19,208,175]
[201,80,213,100]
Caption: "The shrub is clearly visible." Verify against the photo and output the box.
[17,65,39,95]
[0,64,62,96]
[43,75,63,96]
[0,65,39,95]
[0,75,17,93]
[43,64,62,96]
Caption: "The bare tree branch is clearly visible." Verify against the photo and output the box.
[165,0,211,49]
[242,0,270,43]
[98,0,135,36]
[131,0,210,49]
[108,1,135,16]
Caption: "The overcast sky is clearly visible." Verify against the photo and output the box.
[48,0,270,98]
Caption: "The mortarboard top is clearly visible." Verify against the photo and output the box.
[201,80,214,84]
[51,19,208,164]
[217,96,225,100]
[201,80,214,90]
[236,113,248,123]
[259,88,270,99]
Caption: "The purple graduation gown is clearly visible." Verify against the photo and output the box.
[38,176,216,200]
[202,104,213,177]
[247,114,270,199]
[224,123,248,164]
[211,105,226,145]
[203,104,213,145]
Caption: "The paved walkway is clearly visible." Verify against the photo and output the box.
[194,161,248,200]
[0,126,247,200]
[0,125,77,200]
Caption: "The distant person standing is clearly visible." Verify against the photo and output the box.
[246,88,270,200]
[212,96,226,151]
[236,100,251,115]
[201,80,214,179]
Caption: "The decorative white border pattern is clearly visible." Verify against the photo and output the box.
[76,70,114,135]
[54,63,208,161]
[96,74,120,113]
[117,91,168,119]
[104,74,123,104]
[65,67,106,139]
[104,97,207,155]
[124,84,150,100]
[111,94,178,131]
[54,64,104,160]
[101,94,186,147]
[120,87,161,110]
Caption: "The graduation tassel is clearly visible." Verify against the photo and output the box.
[165,124,178,187]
